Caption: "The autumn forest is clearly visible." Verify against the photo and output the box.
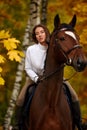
[0,0,87,129]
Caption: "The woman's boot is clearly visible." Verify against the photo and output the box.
[72,101,87,130]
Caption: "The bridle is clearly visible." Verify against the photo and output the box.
[54,29,82,65]
[59,44,82,65]
[66,44,82,55]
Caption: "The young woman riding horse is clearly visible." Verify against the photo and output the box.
[24,15,86,130]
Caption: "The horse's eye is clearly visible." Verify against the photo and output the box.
[59,37,65,41]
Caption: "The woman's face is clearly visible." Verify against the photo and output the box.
[35,27,46,44]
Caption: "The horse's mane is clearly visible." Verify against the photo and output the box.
[52,23,75,35]
[43,44,49,73]
[57,23,75,30]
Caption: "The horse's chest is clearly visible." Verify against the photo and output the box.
[35,108,66,130]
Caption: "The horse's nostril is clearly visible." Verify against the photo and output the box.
[77,58,81,66]
[86,61,87,66]
[77,58,86,71]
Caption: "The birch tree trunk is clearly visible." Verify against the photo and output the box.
[41,0,48,25]
[3,0,42,130]
[3,19,30,130]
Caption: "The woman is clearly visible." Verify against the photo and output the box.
[10,24,50,130]
[11,24,87,130]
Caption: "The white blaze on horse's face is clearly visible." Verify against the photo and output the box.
[65,31,77,41]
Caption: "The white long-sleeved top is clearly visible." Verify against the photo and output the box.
[25,43,48,83]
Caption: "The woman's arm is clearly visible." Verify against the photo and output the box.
[25,48,39,83]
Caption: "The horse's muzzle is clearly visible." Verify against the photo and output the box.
[74,57,87,72]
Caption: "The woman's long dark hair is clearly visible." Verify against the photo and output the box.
[32,24,50,44]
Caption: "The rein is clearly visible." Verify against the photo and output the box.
[40,64,77,83]
[40,64,66,82]
[66,45,82,54]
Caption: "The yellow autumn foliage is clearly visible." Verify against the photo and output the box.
[80,29,87,45]
[3,38,20,51]
[0,30,24,85]
[7,50,24,62]
[0,30,10,39]
[72,3,87,15]
[0,55,5,63]
[0,76,5,85]
[0,67,2,73]
[0,66,5,85]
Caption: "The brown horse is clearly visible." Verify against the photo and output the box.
[26,14,87,130]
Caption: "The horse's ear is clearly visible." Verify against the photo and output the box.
[54,14,60,28]
[69,14,76,28]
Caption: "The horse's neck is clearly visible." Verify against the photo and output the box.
[45,46,64,82]
[44,47,64,107]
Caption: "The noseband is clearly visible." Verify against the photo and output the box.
[66,44,82,55]
[54,29,82,65]
[61,44,82,65]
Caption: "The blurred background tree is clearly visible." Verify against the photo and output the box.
[0,0,87,129]
[0,0,30,127]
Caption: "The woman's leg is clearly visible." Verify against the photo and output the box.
[16,77,33,106]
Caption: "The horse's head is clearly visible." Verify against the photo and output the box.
[50,14,87,72]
